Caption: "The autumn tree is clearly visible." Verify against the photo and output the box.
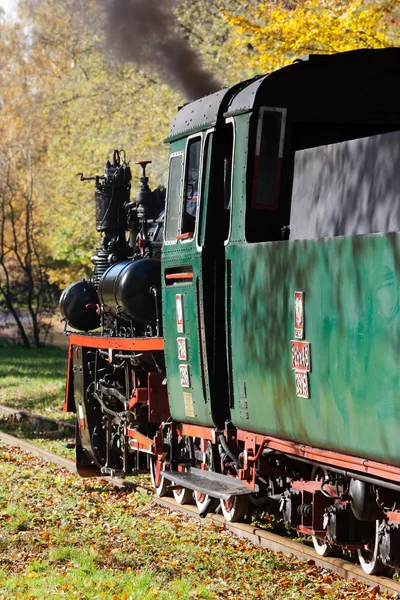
[12,0,182,287]
[0,148,56,347]
[176,0,262,83]
[223,0,400,72]
[0,14,58,346]
[2,0,399,299]
[7,0,398,313]
[3,0,248,290]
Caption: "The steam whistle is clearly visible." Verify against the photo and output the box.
[134,161,153,255]
[135,161,152,208]
[136,160,151,174]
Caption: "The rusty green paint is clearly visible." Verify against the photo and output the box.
[225,111,400,465]
[226,233,400,465]
[163,56,400,468]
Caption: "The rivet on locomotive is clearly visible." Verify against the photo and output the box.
[61,48,400,575]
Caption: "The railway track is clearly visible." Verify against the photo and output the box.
[1,425,400,597]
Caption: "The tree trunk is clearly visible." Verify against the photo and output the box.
[5,303,31,348]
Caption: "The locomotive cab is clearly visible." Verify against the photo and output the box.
[162,87,238,430]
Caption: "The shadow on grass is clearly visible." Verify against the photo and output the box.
[0,344,69,419]
[0,418,74,443]
[0,417,75,460]
[0,344,67,380]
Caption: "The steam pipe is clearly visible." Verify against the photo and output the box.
[247,439,268,463]
[218,434,242,470]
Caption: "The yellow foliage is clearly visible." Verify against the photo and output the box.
[223,0,400,72]
[1,0,182,288]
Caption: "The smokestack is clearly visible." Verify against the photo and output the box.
[104,0,222,101]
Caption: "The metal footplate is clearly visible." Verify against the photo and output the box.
[162,467,258,500]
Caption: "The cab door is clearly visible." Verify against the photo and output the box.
[162,133,215,427]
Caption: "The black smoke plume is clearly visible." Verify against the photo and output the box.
[104,0,222,101]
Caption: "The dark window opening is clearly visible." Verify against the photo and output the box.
[199,123,233,245]
[246,108,288,243]
[181,137,201,238]
[292,122,398,152]
[165,153,183,242]
[223,123,234,241]
[252,110,283,209]
[197,133,213,248]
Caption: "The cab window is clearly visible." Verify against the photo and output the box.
[165,152,183,242]
[253,109,285,209]
[246,107,287,243]
[180,137,201,238]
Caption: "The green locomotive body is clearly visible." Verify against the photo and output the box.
[163,48,400,464]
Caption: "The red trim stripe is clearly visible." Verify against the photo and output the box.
[176,232,194,240]
[69,334,164,351]
[236,429,400,484]
[165,272,193,280]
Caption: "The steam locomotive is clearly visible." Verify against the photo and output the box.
[61,48,400,575]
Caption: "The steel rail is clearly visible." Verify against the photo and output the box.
[1,429,400,596]
[0,404,74,431]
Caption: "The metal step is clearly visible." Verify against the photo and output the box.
[162,467,258,500]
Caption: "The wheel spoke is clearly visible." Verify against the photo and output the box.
[194,438,217,514]
[173,484,193,505]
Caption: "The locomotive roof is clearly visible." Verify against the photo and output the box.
[166,88,230,142]
[165,77,260,142]
[167,48,400,143]
[224,47,400,122]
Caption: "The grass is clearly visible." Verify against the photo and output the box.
[0,443,391,600]
[0,344,69,422]
[0,346,395,598]
[0,342,75,460]
[0,419,152,489]
[0,418,75,459]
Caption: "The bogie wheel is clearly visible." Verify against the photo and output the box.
[149,456,170,497]
[173,485,193,505]
[171,438,195,505]
[195,487,218,515]
[313,535,334,557]
[172,464,193,505]
[194,440,218,515]
[310,466,334,557]
[220,495,249,523]
[358,520,392,576]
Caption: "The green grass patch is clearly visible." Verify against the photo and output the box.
[0,443,391,600]
[0,345,69,421]
[0,418,75,459]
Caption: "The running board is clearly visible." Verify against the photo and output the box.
[162,467,258,500]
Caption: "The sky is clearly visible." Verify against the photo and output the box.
[0,0,16,14]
